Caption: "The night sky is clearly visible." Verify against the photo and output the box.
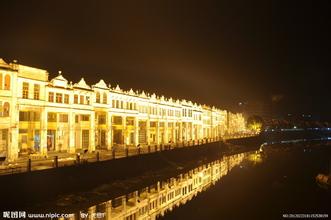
[1,1,330,119]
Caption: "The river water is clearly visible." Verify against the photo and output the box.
[61,140,330,219]
[163,141,331,220]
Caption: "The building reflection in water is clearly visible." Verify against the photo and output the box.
[64,151,256,220]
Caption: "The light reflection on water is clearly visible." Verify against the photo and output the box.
[62,151,258,220]
[161,141,331,220]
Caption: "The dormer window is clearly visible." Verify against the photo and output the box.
[48,92,54,102]
[4,75,11,90]
[3,102,10,117]
[96,92,100,103]
[80,95,84,104]
[64,94,69,104]
[50,72,68,88]
[34,84,40,100]
[103,92,107,104]
[56,93,63,103]
[22,82,29,99]
[74,95,78,104]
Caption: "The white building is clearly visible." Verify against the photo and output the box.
[0,58,247,161]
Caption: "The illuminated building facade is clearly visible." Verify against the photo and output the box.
[0,58,246,161]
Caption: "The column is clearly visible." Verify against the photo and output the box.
[8,127,18,162]
[193,124,196,141]
[106,112,112,150]
[146,119,150,145]
[88,206,96,219]
[134,117,139,146]
[171,124,175,142]
[185,122,188,141]
[178,122,183,143]
[164,121,168,144]
[39,108,48,155]
[133,191,139,205]
[198,125,203,139]
[122,115,127,146]
[68,111,75,153]
[156,121,160,145]
[105,200,112,219]
[122,196,127,212]
[89,112,95,152]
[7,73,18,161]
[190,122,193,141]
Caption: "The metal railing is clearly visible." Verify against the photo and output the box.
[0,134,256,176]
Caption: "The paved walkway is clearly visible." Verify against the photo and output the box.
[0,134,256,176]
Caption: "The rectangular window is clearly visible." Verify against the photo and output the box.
[98,115,106,124]
[48,112,57,122]
[80,115,90,121]
[22,82,29,99]
[86,96,90,105]
[74,95,78,104]
[103,93,107,104]
[48,92,54,102]
[1,129,8,141]
[59,114,68,122]
[64,94,69,104]
[56,93,63,103]
[31,112,40,121]
[18,111,39,121]
[19,111,29,121]
[112,116,122,125]
[19,129,28,134]
[96,93,100,103]
[80,95,84,104]
[126,117,134,126]
[33,84,40,100]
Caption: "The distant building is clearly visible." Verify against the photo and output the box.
[0,58,246,161]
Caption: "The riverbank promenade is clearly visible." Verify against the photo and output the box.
[0,134,255,176]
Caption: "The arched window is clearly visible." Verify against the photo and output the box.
[4,75,11,90]
[103,92,107,104]
[96,92,100,103]
[0,73,2,89]
[3,102,10,117]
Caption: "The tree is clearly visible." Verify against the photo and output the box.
[247,115,264,133]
